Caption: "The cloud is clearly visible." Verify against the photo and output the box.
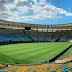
[16,0,31,7]
[0,0,72,22]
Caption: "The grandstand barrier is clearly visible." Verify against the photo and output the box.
[69,40,72,42]
[55,59,72,63]
[49,45,72,63]
[0,42,46,46]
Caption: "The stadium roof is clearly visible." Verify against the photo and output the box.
[0,20,72,29]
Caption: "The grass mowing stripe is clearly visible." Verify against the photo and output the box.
[31,43,71,63]
[0,42,63,58]
[14,42,64,58]
[13,42,58,56]
[15,42,68,60]
[3,42,58,56]
[0,42,71,64]
[29,43,70,61]
[0,42,55,52]
[0,53,23,64]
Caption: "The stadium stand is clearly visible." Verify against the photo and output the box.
[0,20,72,42]
[0,28,31,42]
[0,28,72,42]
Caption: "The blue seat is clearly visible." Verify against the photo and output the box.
[69,67,72,71]
[33,70,36,72]
[22,36,30,39]
[51,71,56,72]
[46,68,49,71]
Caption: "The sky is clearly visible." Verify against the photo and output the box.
[0,0,72,25]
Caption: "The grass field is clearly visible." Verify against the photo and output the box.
[0,42,72,64]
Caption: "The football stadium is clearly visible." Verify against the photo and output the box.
[0,20,72,72]
[0,0,72,72]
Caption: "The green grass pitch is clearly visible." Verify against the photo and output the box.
[0,42,72,64]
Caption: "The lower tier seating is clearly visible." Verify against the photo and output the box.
[2,62,72,72]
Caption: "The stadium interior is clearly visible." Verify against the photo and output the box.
[0,20,72,72]
[0,20,72,42]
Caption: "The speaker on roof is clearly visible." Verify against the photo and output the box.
[25,27,31,30]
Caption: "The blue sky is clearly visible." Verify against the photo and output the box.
[0,0,72,25]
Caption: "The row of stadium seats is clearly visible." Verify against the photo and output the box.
[0,35,31,42]
[0,28,31,42]
[0,28,72,42]
[25,30,72,42]
[2,62,72,72]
